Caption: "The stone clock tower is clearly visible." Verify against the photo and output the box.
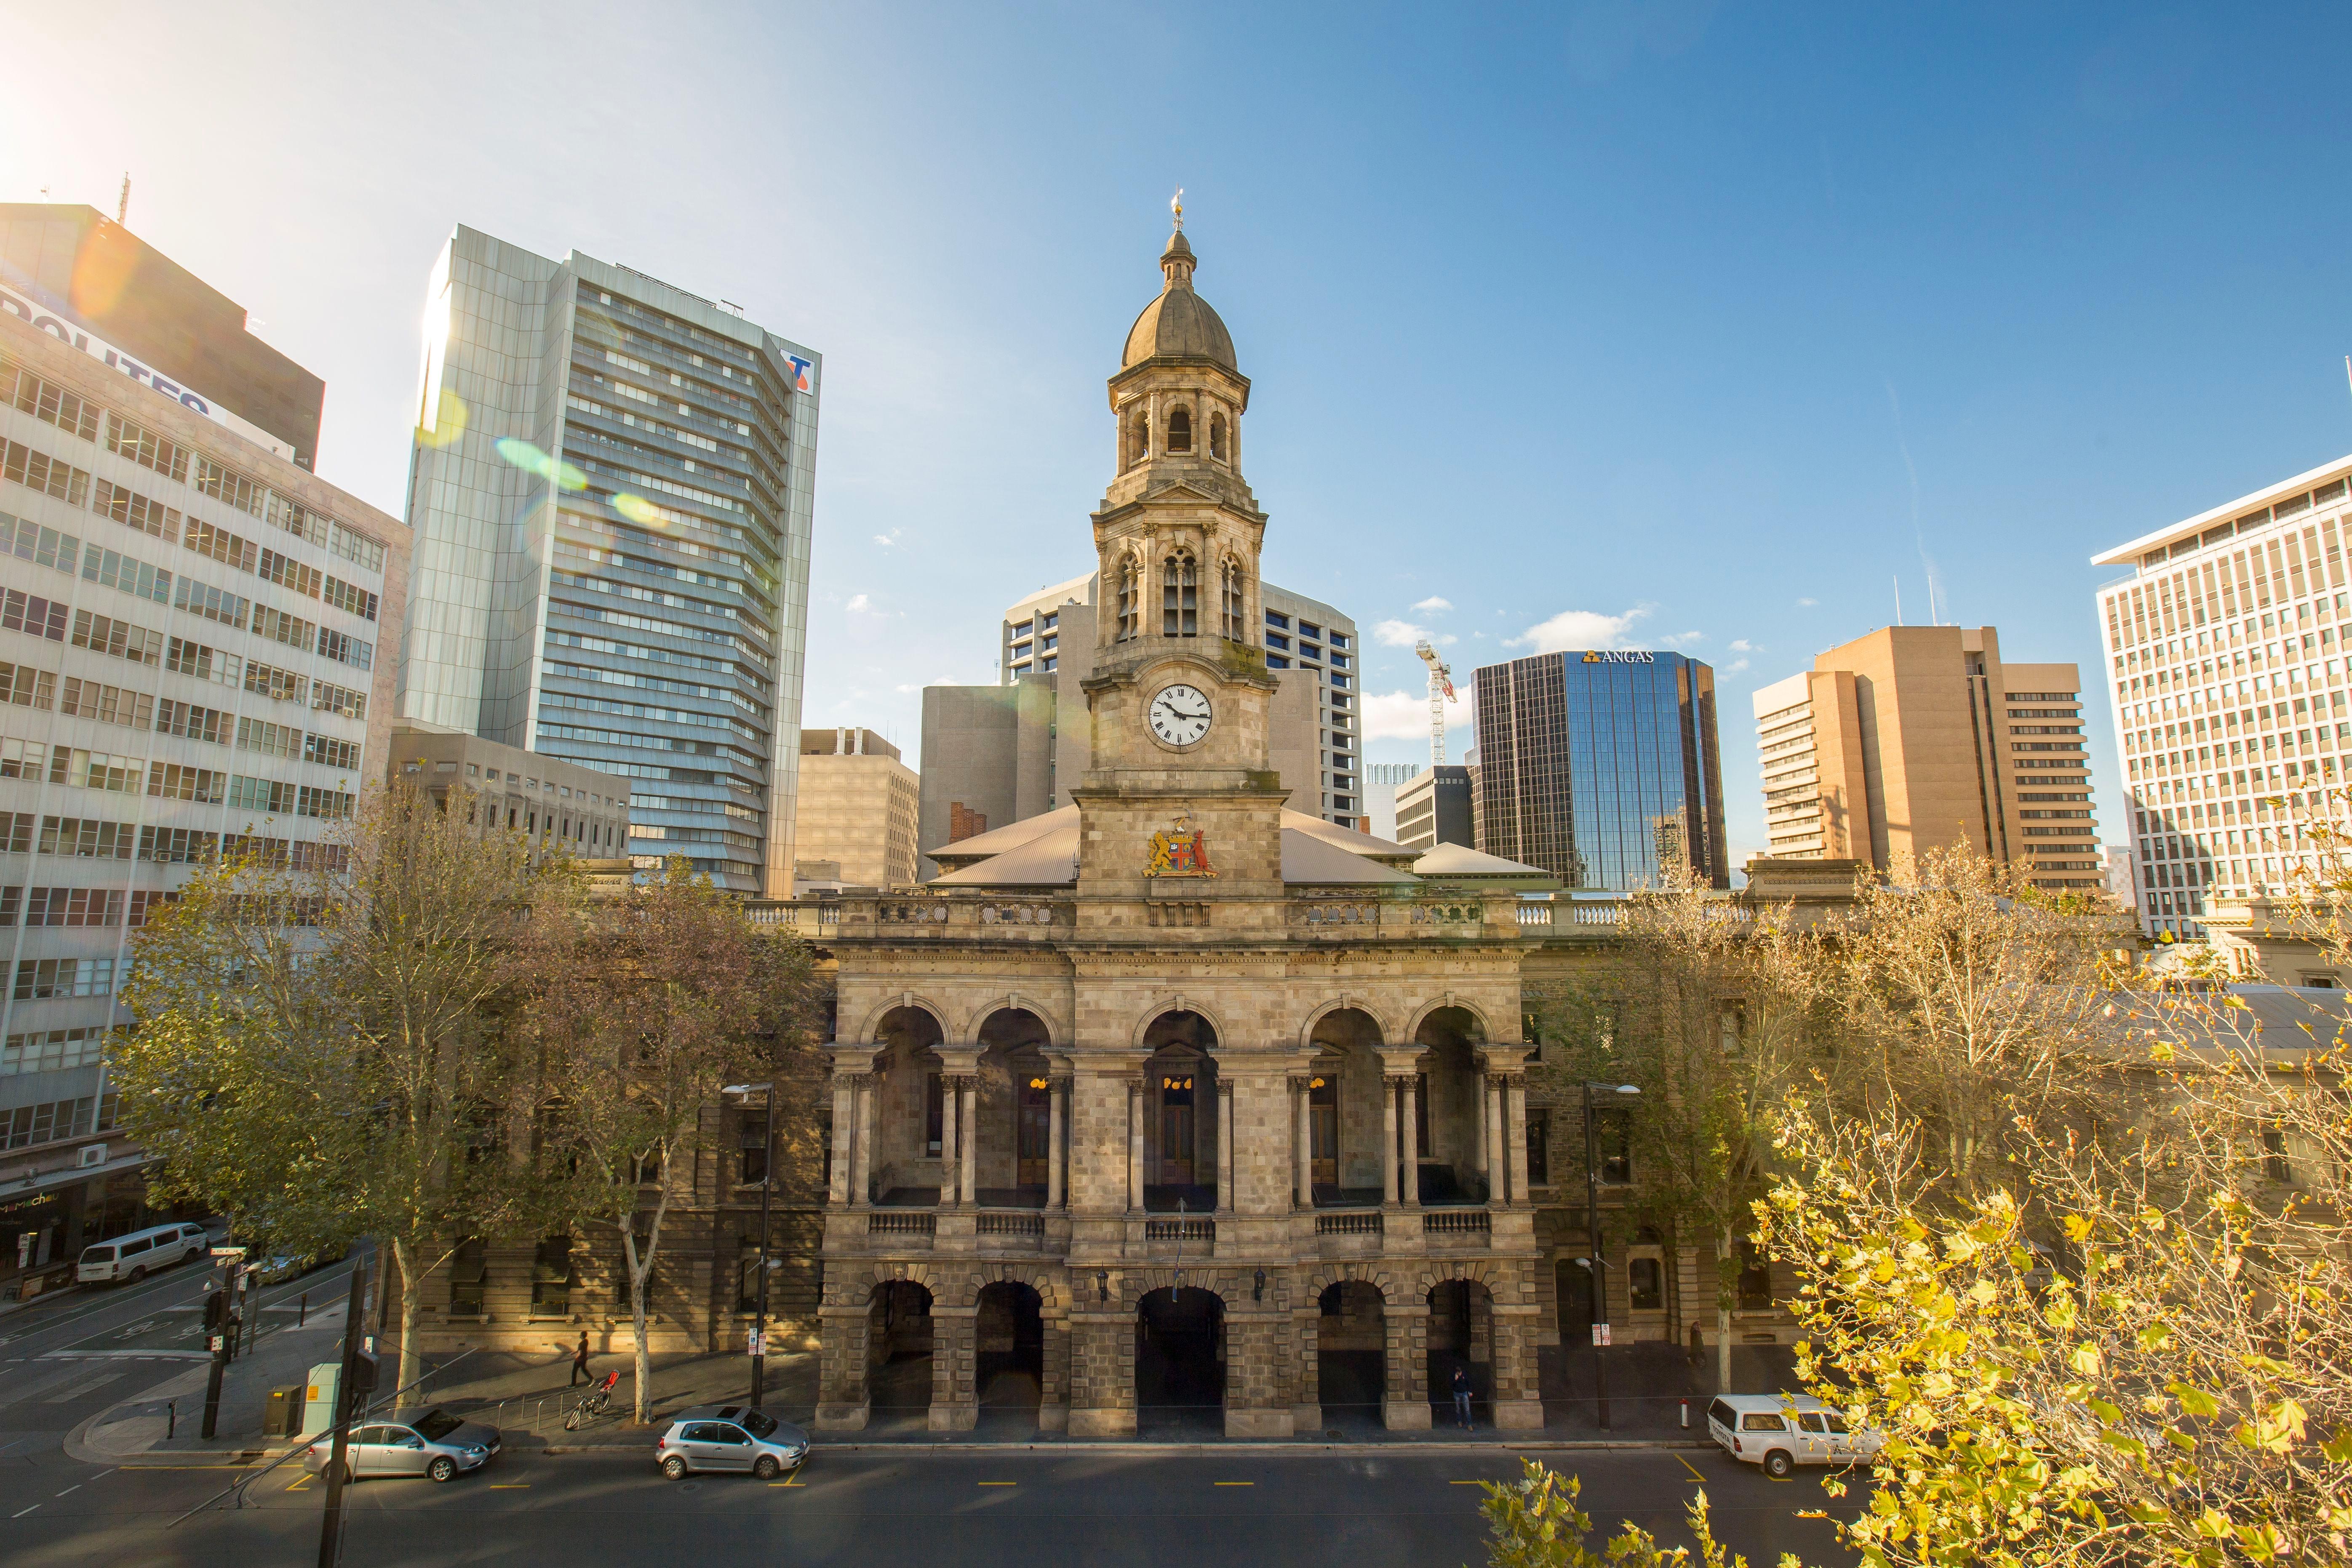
[1075,213,1287,907]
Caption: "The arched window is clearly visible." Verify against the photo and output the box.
[1116,555,1140,641]
[1163,550,1198,637]
[1209,412,1228,462]
[1167,405,1192,454]
[1221,557,1244,640]
[1124,408,1148,469]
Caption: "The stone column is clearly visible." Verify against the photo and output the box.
[1068,1307,1139,1438]
[1485,1076,1507,1204]
[1505,1075,1531,1204]
[1398,1074,1420,1208]
[929,1304,979,1431]
[1292,1077,1314,1209]
[1470,1071,1490,1199]
[1292,1303,1322,1433]
[1217,1082,1235,1213]
[1383,1299,1432,1429]
[851,1075,875,1208]
[958,1077,979,1208]
[1039,1307,1071,1430]
[1127,1078,1145,1212]
[1046,1076,1068,1210]
[938,1072,961,1205]
[814,1303,873,1429]
[1379,1077,1401,1206]
[1490,1298,1546,1430]
[829,1076,856,1206]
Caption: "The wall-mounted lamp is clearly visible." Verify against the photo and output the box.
[1252,1267,1267,1302]
[1095,1269,1109,1303]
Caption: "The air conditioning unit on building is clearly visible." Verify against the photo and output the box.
[77,1144,107,1169]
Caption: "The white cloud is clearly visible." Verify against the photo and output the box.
[845,593,872,613]
[873,529,902,548]
[1797,597,1818,608]
[1508,604,1651,653]
[1361,689,1437,741]
[1373,619,1426,648]
[1727,659,1750,673]
[1658,629,1705,648]
[1728,639,1754,653]
[1411,596,1454,613]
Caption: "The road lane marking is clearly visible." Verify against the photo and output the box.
[1449,1480,1488,1485]
[1675,1456,1706,1483]
[12,1506,37,1517]
[53,1485,77,1497]
[1213,1481,1253,1487]
[977,1481,1017,1486]
[488,1484,529,1489]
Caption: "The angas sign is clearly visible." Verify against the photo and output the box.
[0,273,293,459]
[1580,651,1656,664]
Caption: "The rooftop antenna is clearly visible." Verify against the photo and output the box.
[116,172,130,226]
[1170,187,1184,231]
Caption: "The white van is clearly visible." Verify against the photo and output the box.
[76,1222,210,1285]
[1705,1393,1885,1478]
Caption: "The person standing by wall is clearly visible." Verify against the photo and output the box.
[570,1331,591,1387]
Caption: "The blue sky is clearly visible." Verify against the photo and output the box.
[11,3,2352,861]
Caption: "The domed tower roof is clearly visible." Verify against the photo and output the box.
[1121,229,1237,373]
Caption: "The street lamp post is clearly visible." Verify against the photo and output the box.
[724,1081,776,1409]
[1583,1081,1641,1432]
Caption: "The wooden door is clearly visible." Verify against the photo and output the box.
[1159,1074,1195,1184]
[1309,1075,1338,1188]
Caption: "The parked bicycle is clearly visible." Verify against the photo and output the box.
[563,1370,621,1429]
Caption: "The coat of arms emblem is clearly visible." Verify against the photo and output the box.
[1145,814,1216,878]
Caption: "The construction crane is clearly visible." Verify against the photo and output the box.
[1415,640,1456,768]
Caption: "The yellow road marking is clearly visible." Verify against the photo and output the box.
[977,1481,1017,1486]
[286,1478,312,1492]
[489,1484,529,1489]
[1213,1481,1253,1487]
[1675,1456,1706,1483]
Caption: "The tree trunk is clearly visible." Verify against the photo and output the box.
[625,1177,673,1425]
[1715,1225,1733,1394]
[392,1234,425,1400]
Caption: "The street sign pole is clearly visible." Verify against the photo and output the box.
[315,1254,369,1568]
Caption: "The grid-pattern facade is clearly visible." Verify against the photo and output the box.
[993,573,1362,825]
[0,311,401,1148]
[398,228,818,896]
[1472,651,1727,890]
[2095,460,2352,938]
[1752,675,1825,856]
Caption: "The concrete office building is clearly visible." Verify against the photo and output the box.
[1472,651,1727,891]
[2093,457,2352,938]
[0,301,403,1283]
[1751,626,2100,893]
[1,205,325,470]
[397,228,819,897]
[1394,763,1474,853]
[1363,760,1418,841]
[388,720,631,854]
[919,573,1362,872]
[793,727,919,892]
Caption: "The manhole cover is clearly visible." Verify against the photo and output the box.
[1326,1429,1341,1439]
[676,1481,702,1493]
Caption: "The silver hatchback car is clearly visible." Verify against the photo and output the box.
[655,1404,809,1479]
[304,1406,502,1483]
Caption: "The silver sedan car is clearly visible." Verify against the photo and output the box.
[304,1406,502,1483]
[654,1404,809,1479]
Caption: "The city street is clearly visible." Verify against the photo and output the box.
[0,1445,1856,1567]
[0,1251,356,1458]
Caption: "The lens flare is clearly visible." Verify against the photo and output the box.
[611,492,664,527]
[416,389,468,450]
[69,224,141,317]
[494,437,586,491]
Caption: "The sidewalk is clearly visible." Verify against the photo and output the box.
[70,1331,1794,1462]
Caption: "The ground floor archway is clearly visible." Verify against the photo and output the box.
[1316,1281,1386,1428]
[975,1280,1044,1411]
[1427,1278,1494,1429]
[1135,1285,1225,1435]
[868,1280,934,1413]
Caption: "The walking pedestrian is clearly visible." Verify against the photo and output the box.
[570,1331,590,1387]
[1451,1365,1474,1431]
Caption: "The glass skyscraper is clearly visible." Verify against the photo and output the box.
[398,228,817,895]
[1471,650,1727,890]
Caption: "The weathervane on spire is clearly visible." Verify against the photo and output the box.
[1170,187,1184,231]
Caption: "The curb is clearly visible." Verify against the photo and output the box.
[533,1437,1718,1456]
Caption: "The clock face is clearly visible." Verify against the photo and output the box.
[1148,683,1213,747]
